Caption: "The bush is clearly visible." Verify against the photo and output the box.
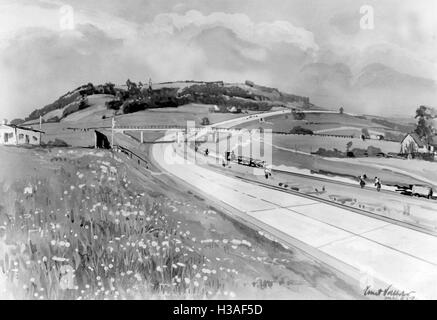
[201,117,210,126]
[106,99,123,110]
[46,138,70,147]
[312,148,345,157]
[122,100,149,114]
[349,146,382,157]
[312,145,383,158]
[350,148,367,157]
[153,98,179,109]
[289,126,313,135]
[361,128,370,138]
[226,98,270,111]
[180,83,254,100]
[367,146,383,157]
[291,111,306,120]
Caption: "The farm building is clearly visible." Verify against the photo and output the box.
[227,106,241,114]
[211,105,220,112]
[0,124,44,146]
[400,133,436,154]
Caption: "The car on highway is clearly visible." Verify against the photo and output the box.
[412,185,433,199]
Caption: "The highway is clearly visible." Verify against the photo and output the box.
[147,111,437,299]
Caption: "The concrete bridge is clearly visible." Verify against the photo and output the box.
[113,124,270,144]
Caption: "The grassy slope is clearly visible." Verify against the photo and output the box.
[0,146,361,300]
[61,95,115,122]
[240,112,406,138]
[0,104,365,299]
[198,111,433,187]
[27,104,259,148]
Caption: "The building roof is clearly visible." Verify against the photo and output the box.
[402,133,437,148]
[0,124,45,134]
[403,132,426,147]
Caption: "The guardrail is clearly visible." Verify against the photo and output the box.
[113,144,149,168]
[114,124,186,130]
[271,132,354,138]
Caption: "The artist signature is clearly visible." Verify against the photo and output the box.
[363,285,416,300]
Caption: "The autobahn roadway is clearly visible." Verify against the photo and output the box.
[144,111,437,299]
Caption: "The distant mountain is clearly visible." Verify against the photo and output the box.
[298,62,353,91]
[301,63,352,84]
[352,63,437,116]
[354,63,436,91]
[295,61,437,116]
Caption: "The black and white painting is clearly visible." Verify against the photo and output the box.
[0,0,436,301]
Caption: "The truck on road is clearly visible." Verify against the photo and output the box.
[412,185,433,199]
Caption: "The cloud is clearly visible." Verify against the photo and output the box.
[329,11,361,35]
[0,24,135,119]
[146,10,319,52]
[1,0,437,119]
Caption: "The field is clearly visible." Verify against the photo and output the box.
[271,134,401,154]
[26,103,252,148]
[337,157,437,187]
[61,95,115,122]
[240,112,411,141]
[268,137,437,188]
[0,146,362,300]
[271,147,428,187]
[194,111,436,188]
[201,129,431,187]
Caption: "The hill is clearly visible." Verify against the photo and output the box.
[24,83,117,122]
[24,80,312,123]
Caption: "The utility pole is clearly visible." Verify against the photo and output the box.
[111,116,115,148]
[39,115,42,130]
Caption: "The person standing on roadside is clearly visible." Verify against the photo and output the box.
[264,164,272,179]
[374,177,381,192]
[359,174,367,188]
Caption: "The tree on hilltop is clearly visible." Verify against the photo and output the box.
[414,105,435,143]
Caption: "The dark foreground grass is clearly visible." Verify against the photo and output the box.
[0,150,225,300]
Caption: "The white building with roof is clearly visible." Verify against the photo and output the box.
[0,123,44,146]
[400,133,437,154]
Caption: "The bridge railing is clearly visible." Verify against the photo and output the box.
[114,124,187,130]
[113,144,149,168]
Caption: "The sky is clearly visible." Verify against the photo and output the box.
[0,0,436,120]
